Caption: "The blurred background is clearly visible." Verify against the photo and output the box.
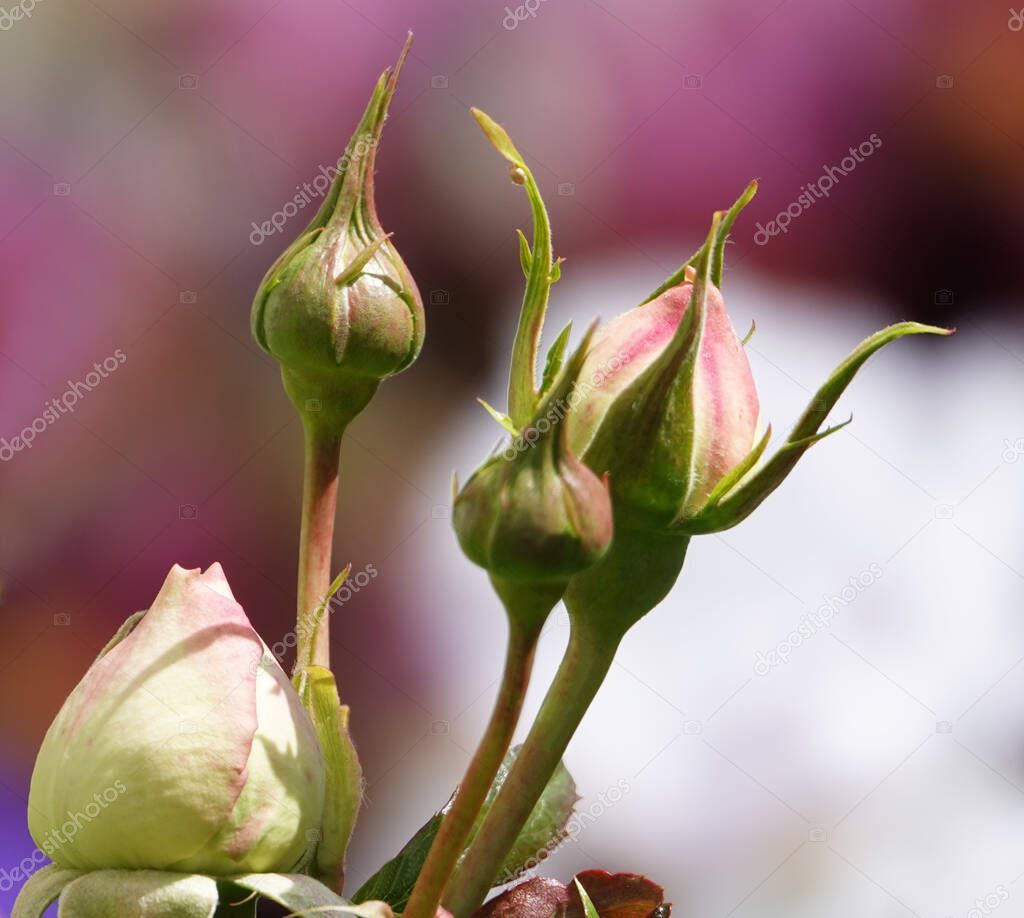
[2,0,1023,914]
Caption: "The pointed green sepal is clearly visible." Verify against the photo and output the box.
[55,870,219,918]
[681,321,954,534]
[516,229,532,279]
[539,321,573,401]
[334,235,394,288]
[294,666,364,894]
[574,878,601,918]
[11,865,83,918]
[641,179,757,305]
[471,107,557,429]
[477,398,519,436]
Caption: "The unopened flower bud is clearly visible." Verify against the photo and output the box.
[251,35,424,429]
[567,194,952,536]
[454,328,613,585]
[28,564,325,875]
[571,264,759,531]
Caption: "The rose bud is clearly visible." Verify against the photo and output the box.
[453,325,613,587]
[251,34,424,431]
[569,194,952,536]
[27,564,325,875]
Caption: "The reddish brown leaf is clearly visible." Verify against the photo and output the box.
[472,871,668,918]
[568,871,667,918]
[473,877,570,918]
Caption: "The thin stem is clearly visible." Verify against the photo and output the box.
[444,617,619,917]
[296,414,344,669]
[214,889,258,917]
[402,607,547,918]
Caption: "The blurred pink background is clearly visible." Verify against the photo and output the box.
[2,0,1023,914]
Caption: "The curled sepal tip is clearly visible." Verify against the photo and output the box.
[471,107,557,430]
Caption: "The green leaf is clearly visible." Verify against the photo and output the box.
[539,322,573,400]
[11,865,82,918]
[682,321,954,534]
[481,747,578,884]
[297,666,364,893]
[352,747,577,908]
[574,878,600,918]
[352,813,443,910]
[55,870,219,918]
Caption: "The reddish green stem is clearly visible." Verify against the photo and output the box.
[296,415,343,669]
[402,580,559,918]
[444,616,618,916]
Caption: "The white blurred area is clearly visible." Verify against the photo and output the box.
[345,253,1024,917]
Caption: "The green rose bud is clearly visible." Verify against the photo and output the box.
[453,327,613,586]
[27,564,325,875]
[251,35,424,431]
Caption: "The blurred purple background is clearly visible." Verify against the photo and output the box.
[2,0,1023,914]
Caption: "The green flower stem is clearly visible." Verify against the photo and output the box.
[445,529,689,916]
[296,412,344,669]
[444,615,619,917]
[403,580,560,918]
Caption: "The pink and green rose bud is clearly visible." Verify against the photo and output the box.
[567,189,952,536]
[27,564,325,875]
[571,264,760,531]
[453,327,613,586]
[251,35,424,430]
